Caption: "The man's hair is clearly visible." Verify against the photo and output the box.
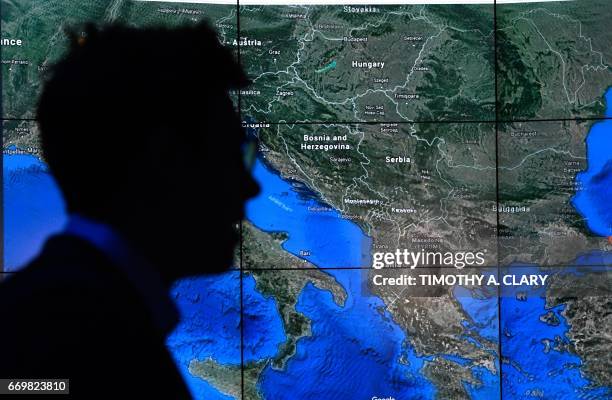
[37,23,248,216]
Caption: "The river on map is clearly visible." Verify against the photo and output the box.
[572,87,612,237]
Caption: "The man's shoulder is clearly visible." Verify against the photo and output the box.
[0,234,157,346]
[0,235,190,397]
[0,234,138,313]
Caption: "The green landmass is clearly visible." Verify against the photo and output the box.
[1,0,236,119]
[239,4,494,123]
[189,358,266,400]
[545,269,612,387]
[243,220,347,371]
[497,0,612,120]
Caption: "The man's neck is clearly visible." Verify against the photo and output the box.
[64,214,180,335]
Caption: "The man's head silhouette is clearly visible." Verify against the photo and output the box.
[37,22,260,282]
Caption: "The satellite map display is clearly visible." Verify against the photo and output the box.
[1,0,611,399]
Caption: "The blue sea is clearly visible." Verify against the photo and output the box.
[500,265,610,399]
[497,89,612,398]
[3,148,66,271]
[572,87,612,237]
[167,273,241,400]
[257,270,436,400]
[246,158,371,268]
[454,273,499,343]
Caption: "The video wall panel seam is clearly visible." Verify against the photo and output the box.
[493,1,503,398]
[235,0,246,398]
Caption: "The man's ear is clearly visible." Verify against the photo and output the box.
[140,124,178,179]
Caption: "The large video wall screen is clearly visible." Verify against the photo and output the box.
[2,1,611,399]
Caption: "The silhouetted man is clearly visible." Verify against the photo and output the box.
[0,23,259,398]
